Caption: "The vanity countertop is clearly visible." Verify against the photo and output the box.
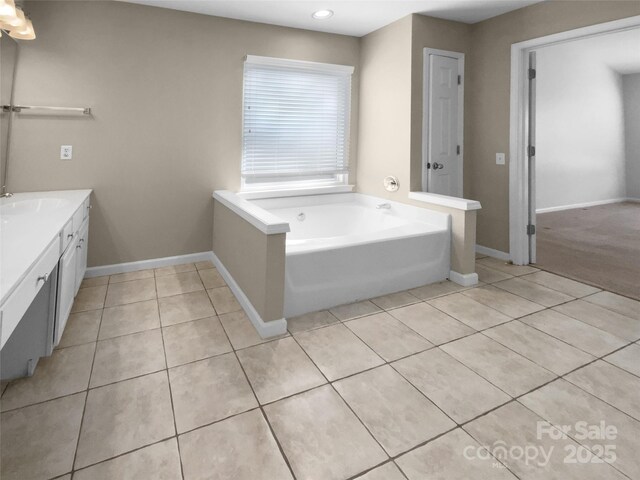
[0,190,92,305]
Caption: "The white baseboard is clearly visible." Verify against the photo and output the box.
[212,252,287,339]
[536,197,630,214]
[449,270,479,287]
[475,245,510,261]
[85,251,214,277]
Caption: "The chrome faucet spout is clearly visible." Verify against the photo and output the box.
[376,203,391,209]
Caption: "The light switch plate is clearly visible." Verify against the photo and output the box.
[60,145,72,160]
[496,153,505,165]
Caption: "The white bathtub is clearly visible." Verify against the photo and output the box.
[252,193,451,317]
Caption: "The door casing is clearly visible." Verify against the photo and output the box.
[422,48,465,196]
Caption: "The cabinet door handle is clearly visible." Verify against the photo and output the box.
[79,238,85,243]
[37,273,49,283]
[77,244,82,249]
[67,233,74,239]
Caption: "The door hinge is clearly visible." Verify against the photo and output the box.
[528,145,536,157]
[456,145,460,155]
[457,75,461,85]
[528,68,536,80]
[527,224,536,235]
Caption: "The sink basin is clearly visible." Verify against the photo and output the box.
[0,198,71,216]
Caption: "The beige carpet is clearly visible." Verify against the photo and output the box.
[535,201,640,300]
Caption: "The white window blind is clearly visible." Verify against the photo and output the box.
[241,55,354,185]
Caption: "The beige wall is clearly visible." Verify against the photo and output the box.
[212,200,285,322]
[466,0,640,252]
[10,1,360,267]
[356,15,413,198]
[11,0,640,269]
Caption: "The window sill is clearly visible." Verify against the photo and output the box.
[237,184,354,200]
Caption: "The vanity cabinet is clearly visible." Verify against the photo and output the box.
[54,205,90,347]
[0,190,92,379]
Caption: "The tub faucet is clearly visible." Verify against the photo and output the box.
[376,203,391,209]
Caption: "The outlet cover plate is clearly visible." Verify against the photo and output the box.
[61,145,72,160]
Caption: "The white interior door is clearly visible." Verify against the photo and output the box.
[427,54,461,197]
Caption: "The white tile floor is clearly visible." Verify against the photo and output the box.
[1,258,639,479]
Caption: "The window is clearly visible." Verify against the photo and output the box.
[241,55,354,191]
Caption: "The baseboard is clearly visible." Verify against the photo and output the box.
[211,252,287,339]
[85,251,214,277]
[536,198,629,214]
[449,270,479,287]
[626,197,640,203]
[475,245,510,261]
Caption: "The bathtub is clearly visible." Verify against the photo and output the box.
[252,193,451,317]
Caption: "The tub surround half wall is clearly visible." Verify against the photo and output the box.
[408,192,480,280]
[213,190,460,336]
[212,193,287,336]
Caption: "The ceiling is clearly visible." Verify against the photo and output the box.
[538,28,640,75]
[120,0,543,37]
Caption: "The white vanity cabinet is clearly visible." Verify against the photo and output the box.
[0,190,92,378]
[55,204,90,347]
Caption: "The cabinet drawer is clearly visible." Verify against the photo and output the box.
[1,237,61,348]
[60,218,74,254]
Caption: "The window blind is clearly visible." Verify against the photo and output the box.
[241,56,354,181]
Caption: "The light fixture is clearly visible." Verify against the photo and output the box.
[0,0,35,40]
[2,4,25,29]
[312,9,333,20]
[9,17,34,39]
[0,0,16,21]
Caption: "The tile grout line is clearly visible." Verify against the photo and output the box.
[155,280,186,480]
[69,305,105,477]
[225,337,299,479]
[177,274,299,480]
[285,332,397,473]
[288,321,520,479]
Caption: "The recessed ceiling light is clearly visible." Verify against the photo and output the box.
[312,9,333,20]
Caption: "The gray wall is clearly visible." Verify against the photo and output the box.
[536,37,628,211]
[10,1,360,267]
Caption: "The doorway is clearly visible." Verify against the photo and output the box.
[422,48,464,197]
[509,16,640,298]
[509,15,640,266]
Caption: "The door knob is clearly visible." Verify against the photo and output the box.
[432,162,444,170]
